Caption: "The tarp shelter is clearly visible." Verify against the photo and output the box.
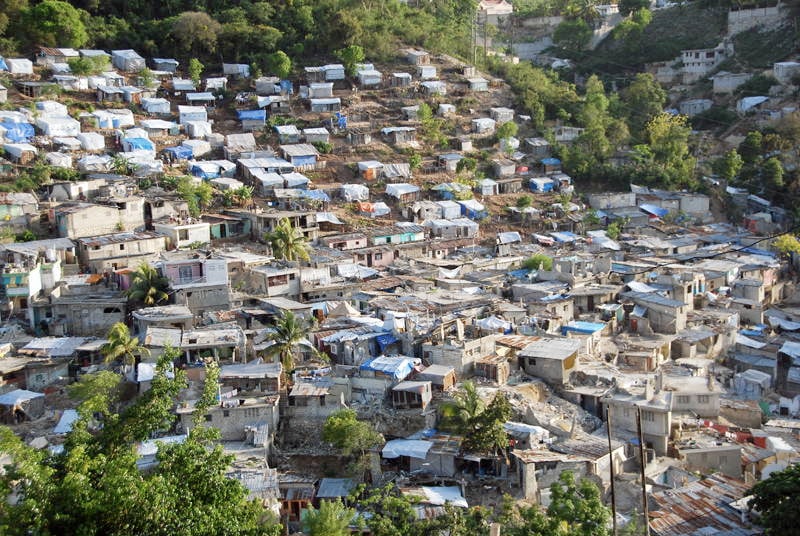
[275,124,301,143]
[550,231,579,243]
[0,389,45,423]
[190,160,236,180]
[141,98,170,114]
[639,204,669,218]
[76,132,105,151]
[458,199,487,220]
[222,63,250,78]
[477,178,498,196]
[341,184,369,202]
[182,139,212,158]
[152,58,179,72]
[178,105,207,125]
[53,409,79,434]
[359,201,391,218]
[3,143,37,162]
[111,50,145,72]
[382,439,432,459]
[6,58,33,75]
[78,154,112,172]
[530,177,555,192]
[164,145,193,160]
[92,109,135,129]
[122,137,155,153]
[436,200,461,220]
[0,57,7,70]
[358,160,384,180]
[309,98,341,112]
[386,183,420,200]
[283,172,310,189]
[36,116,80,137]
[476,316,512,333]
[186,121,212,139]
[303,127,330,143]
[45,152,72,168]
[53,137,81,151]
[238,109,266,122]
[0,121,34,142]
[358,69,382,86]
[186,92,216,105]
[561,321,605,336]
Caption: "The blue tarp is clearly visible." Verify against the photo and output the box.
[0,57,6,71]
[376,333,399,351]
[562,321,605,336]
[550,231,578,243]
[124,137,155,151]
[360,355,415,380]
[639,203,669,218]
[741,247,775,258]
[0,122,34,143]
[237,109,266,121]
[541,157,561,166]
[164,145,193,160]
[279,79,293,94]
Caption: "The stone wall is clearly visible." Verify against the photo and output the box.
[727,5,787,36]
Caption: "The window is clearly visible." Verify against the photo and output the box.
[223,410,230,417]
[719,456,727,465]
[375,253,383,261]
[204,414,213,422]
[677,395,690,404]
[623,408,630,418]
[643,411,655,422]
[178,229,189,241]
[119,244,125,250]
[697,395,710,404]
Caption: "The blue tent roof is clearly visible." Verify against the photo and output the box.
[279,80,293,93]
[541,157,561,165]
[639,203,669,218]
[562,321,605,336]
[0,57,7,71]
[360,355,415,380]
[124,137,155,151]
[376,333,399,351]
[0,122,34,143]
[237,109,266,121]
[164,145,193,159]
[740,247,775,258]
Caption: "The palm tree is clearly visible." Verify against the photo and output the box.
[264,217,310,262]
[233,185,254,208]
[440,380,484,433]
[103,322,150,374]
[127,262,170,307]
[265,310,317,379]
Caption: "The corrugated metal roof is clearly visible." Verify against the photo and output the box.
[648,473,757,536]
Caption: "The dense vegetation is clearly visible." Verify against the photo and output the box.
[0,0,478,69]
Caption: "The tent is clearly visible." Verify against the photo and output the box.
[0,121,34,143]
[182,139,211,158]
[78,154,112,172]
[385,183,420,200]
[141,97,170,114]
[164,145,193,160]
[122,137,155,153]
[458,199,487,220]
[340,184,369,202]
[45,152,72,168]
[36,116,80,137]
[76,132,105,151]
[237,109,266,122]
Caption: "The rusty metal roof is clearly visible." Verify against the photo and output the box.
[648,473,758,536]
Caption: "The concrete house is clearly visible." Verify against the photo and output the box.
[421,334,497,376]
[392,381,433,410]
[178,395,279,443]
[54,199,146,239]
[607,381,673,456]
[517,337,582,385]
[155,258,230,315]
[624,291,688,335]
[152,220,211,249]
[76,231,167,272]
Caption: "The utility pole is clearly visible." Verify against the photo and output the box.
[636,406,651,536]
[606,406,618,536]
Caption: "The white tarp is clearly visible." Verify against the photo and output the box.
[77,154,112,172]
[421,486,468,508]
[386,183,420,198]
[382,439,432,459]
[186,121,212,139]
[476,316,511,331]
[779,340,800,359]
[341,184,369,202]
[768,316,800,331]
[53,409,79,434]
[182,139,211,157]
[76,132,105,151]
[141,98,170,114]
[736,333,766,349]
[45,152,72,168]
[0,389,43,406]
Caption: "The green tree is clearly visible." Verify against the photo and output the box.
[14,229,36,242]
[233,185,254,208]
[24,0,88,48]
[303,499,355,536]
[102,322,150,373]
[264,217,310,262]
[408,152,422,171]
[553,18,592,52]
[336,44,365,77]
[127,262,170,306]
[738,130,763,164]
[0,349,282,536]
[176,176,212,217]
[522,254,554,271]
[606,220,622,240]
[516,195,532,210]
[763,157,784,190]
[712,149,743,182]
[266,309,313,375]
[462,391,512,456]
[748,464,800,535]
[547,471,611,536]
[645,112,695,182]
[322,409,383,458]
[622,73,667,142]
[772,234,800,256]
[496,121,518,141]
[440,380,484,433]
[171,11,221,58]
[267,50,292,79]
[187,58,204,86]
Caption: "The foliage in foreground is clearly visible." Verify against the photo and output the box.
[0,348,281,536]
[748,463,800,535]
